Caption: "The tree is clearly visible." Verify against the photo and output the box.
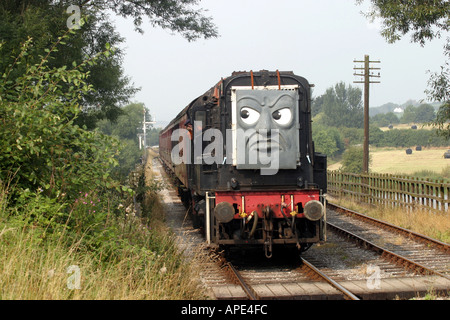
[0,0,218,128]
[385,112,400,124]
[401,105,417,124]
[311,94,324,117]
[341,146,371,173]
[426,42,449,138]
[400,104,436,124]
[77,0,218,42]
[357,0,450,138]
[0,2,135,129]
[98,103,148,142]
[357,0,449,45]
[97,102,155,180]
[312,126,344,158]
[415,103,435,123]
[371,112,400,127]
[319,82,363,128]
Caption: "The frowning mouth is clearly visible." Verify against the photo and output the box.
[246,131,288,153]
[248,140,282,153]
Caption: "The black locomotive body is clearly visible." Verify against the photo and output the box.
[159,70,327,257]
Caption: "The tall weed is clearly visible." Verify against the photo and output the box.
[0,180,205,300]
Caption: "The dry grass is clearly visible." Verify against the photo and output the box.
[0,150,206,300]
[328,147,450,176]
[378,123,436,131]
[369,147,450,175]
[329,196,450,243]
[0,223,205,299]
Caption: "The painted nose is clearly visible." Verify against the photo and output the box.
[255,109,272,133]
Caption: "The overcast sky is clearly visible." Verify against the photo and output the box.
[112,0,448,123]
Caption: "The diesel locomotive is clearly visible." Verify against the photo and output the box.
[159,70,327,257]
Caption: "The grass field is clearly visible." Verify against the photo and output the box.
[328,147,450,177]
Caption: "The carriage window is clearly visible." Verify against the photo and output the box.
[195,111,206,129]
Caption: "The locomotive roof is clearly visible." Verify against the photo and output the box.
[160,70,308,134]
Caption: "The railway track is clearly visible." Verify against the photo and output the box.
[326,202,450,280]
[215,251,361,300]
[199,202,450,300]
[153,154,450,299]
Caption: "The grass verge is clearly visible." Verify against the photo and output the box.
[0,150,206,300]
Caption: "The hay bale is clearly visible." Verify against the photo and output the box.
[406,148,413,155]
[388,124,393,129]
[444,150,450,159]
[411,125,417,129]
[416,145,422,151]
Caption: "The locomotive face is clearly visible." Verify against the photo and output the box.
[231,87,300,172]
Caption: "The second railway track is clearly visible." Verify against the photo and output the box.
[326,203,450,279]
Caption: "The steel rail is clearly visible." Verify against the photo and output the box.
[326,221,450,281]
[227,259,361,300]
[327,202,450,254]
[226,262,259,300]
[300,257,360,300]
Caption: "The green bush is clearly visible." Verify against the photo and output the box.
[0,35,134,246]
[340,146,371,173]
[0,36,120,201]
[312,125,345,157]
[371,128,448,148]
[0,20,204,301]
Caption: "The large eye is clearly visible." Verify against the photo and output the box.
[272,108,292,125]
[240,107,260,125]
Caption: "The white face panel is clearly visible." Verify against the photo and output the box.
[231,86,300,170]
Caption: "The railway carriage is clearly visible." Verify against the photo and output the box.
[159,70,327,257]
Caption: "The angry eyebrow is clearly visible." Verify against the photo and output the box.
[269,93,295,108]
[237,96,261,105]
[237,93,295,108]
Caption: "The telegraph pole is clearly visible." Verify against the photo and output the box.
[353,55,380,173]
